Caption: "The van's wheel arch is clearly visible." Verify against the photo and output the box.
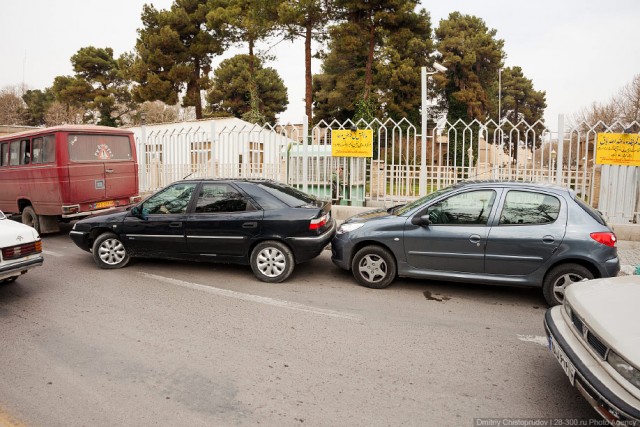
[21,206,40,233]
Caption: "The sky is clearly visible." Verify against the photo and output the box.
[1,0,639,128]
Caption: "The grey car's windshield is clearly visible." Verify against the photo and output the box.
[392,186,454,215]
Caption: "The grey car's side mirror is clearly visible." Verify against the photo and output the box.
[411,215,431,227]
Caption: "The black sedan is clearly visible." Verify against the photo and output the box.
[70,179,335,282]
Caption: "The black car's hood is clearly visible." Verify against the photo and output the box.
[77,207,131,224]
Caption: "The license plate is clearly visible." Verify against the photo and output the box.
[95,200,115,209]
[549,336,576,385]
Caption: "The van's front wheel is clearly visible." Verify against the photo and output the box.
[22,206,40,233]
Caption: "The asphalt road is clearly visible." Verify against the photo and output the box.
[0,227,599,427]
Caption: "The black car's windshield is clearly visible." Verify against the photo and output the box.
[392,186,454,215]
[257,181,318,207]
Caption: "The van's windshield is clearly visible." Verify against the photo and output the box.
[68,134,132,162]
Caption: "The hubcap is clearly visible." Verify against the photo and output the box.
[358,254,387,283]
[256,247,286,278]
[98,238,127,265]
[552,272,585,303]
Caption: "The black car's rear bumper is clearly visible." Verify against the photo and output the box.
[544,308,640,425]
[286,220,336,263]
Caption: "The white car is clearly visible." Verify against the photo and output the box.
[0,210,43,283]
[545,276,640,425]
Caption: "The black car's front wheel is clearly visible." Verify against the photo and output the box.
[250,241,295,283]
[351,245,396,289]
[92,232,131,269]
[542,263,593,306]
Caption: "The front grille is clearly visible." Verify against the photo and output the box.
[571,312,584,332]
[569,306,610,360]
[586,331,608,359]
[1,240,42,261]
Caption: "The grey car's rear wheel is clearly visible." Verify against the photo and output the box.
[351,245,396,289]
[250,241,295,283]
[92,232,130,269]
[542,263,593,306]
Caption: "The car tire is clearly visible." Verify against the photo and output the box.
[92,232,130,269]
[543,263,593,306]
[250,241,295,283]
[22,206,40,233]
[351,245,396,289]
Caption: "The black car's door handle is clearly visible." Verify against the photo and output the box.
[242,222,258,229]
[169,222,182,228]
[542,235,555,244]
[469,234,481,245]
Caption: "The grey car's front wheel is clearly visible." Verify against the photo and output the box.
[542,263,593,306]
[351,245,396,289]
[250,241,295,283]
[92,232,130,269]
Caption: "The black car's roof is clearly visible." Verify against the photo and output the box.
[177,178,279,184]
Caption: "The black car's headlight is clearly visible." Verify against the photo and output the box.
[336,223,364,235]
[608,351,640,389]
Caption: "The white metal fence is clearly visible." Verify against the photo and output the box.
[131,116,640,224]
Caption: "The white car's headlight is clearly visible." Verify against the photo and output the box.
[337,222,364,235]
[608,351,640,389]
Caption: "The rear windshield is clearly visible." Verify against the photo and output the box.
[257,181,318,207]
[68,134,132,162]
[574,196,607,226]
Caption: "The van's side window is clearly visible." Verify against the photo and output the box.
[31,136,55,164]
[20,139,31,165]
[9,141,20,166]
[0,143,8,166]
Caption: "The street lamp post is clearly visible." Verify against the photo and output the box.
[420,62,447,197]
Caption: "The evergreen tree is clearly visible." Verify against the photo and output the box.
[22,89,54,126]
[206,54,288,124]
[131,0,227,119]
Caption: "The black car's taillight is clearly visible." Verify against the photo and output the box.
[309,214,328,231]
[590,232,617,247]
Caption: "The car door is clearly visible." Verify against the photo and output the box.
[403,189,498,274]
[121,182,197,257]
[485,190,566,276]
[185,182,263,259]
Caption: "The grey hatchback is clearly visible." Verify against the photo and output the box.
[331,181,620,306]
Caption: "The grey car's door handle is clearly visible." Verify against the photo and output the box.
[169,222,182,228]
[242,222,258,229]
[469,234,481,244]
[542,235,555,244]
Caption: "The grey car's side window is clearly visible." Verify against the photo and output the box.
[194,183,255,213]
[499,191,560,225]
[426,190,496,225]
[144,183,197,214]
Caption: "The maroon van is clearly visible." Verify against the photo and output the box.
[0,125,140,233]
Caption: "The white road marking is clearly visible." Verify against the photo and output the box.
[141,272,362,321]
[517,334,548,347]
[43,250,63,257]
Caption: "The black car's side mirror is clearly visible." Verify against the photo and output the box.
[411,215,431,227]
[131,205,148,220]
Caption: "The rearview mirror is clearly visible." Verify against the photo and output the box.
[131,205,148,220]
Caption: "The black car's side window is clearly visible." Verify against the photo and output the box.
[144,183,197,214]
[499,191,560,225]
[426,190,496,225]
[194,183,255,213]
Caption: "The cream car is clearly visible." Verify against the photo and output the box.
[545,276,640,425]
[0,210,43,283]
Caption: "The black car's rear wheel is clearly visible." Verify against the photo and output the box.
[92,232,130,269]
[351,245,396,289]
[250,241,294,283]
[542,263,593,306]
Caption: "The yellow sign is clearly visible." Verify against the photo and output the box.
[596,133,640,166]
[331,129,373,157]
